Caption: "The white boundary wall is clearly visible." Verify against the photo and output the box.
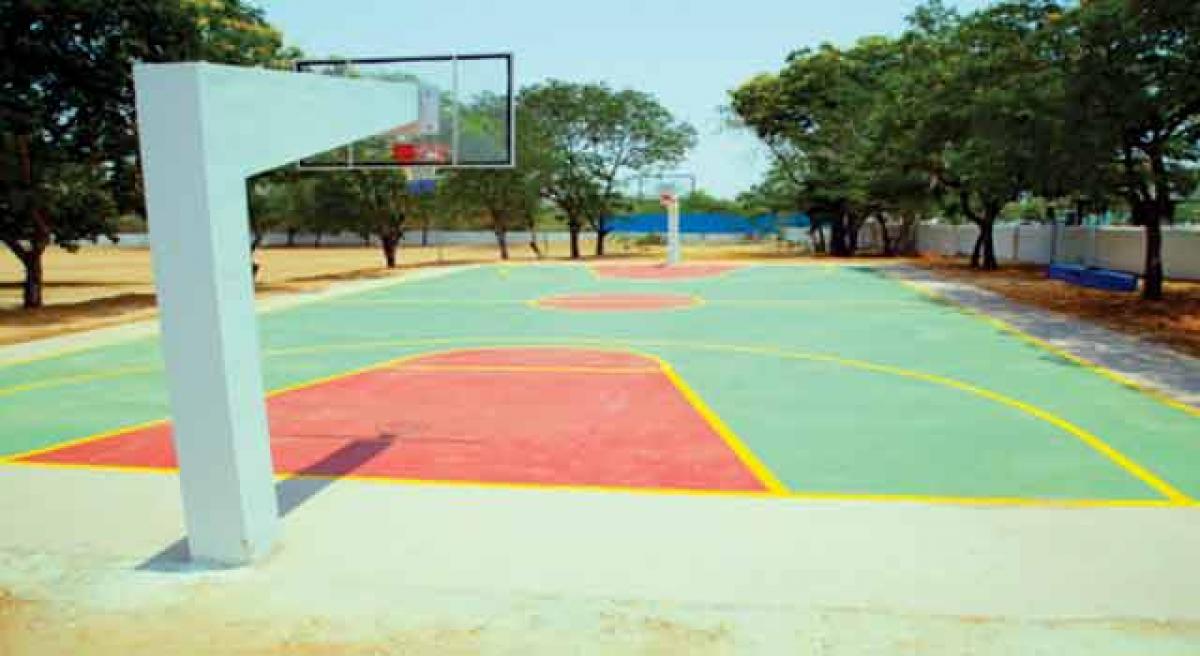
[99,230,749,248]
[916,223,1200,280]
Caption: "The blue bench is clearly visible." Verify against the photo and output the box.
[1047,264,1138,292]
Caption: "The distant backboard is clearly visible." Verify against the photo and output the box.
[634,172,697,202]
[294,53,514,169]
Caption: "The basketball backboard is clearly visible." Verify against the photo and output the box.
[635,172,697,204]
[294,53,514,169]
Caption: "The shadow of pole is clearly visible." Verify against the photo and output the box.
[137,436,394,572]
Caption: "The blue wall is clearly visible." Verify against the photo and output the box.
[607,212,810,235]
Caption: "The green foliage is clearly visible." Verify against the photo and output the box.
[680,190,741,214]
[519,80,696,256]
[730,0,1200,286]
[248,169,312,246]
[1,0,300,306]
[634,233,666,247]
[730,32,934,255]
[187,0,301,68]
[436,101,545,257]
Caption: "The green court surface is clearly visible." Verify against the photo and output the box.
[1,263,1197,505]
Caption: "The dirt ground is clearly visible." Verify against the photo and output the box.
[917,255,1200,358]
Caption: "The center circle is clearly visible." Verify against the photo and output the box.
[535,293,700,312]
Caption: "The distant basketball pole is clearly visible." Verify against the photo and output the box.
[133,62,418,566]
[662,190,682,265]
[642,173,694,267]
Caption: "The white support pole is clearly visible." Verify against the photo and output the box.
[666,199,682,265]
[134,63,417,566]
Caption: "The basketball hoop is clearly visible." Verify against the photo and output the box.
[391,141,451,165]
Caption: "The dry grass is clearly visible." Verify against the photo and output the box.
[917,255,1200,357]
[0,238,702,344]
[0,243,562,345]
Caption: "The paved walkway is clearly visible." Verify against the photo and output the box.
[892,265,1200,409]
[2,466,1198,654]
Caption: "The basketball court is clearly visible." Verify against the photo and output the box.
[3,262,1200,651]
[4,263,1198,505]
[3,53,1199,652]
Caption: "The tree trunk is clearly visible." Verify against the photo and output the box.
[528,220,543,259]
[314,231,323,248]
[810,222,826,254]
[594,228,608,256]
[1143,217,1164,300]
[1142,145,1172,300]
[21,246,45,309]
[494,230,509,260]
[568,220,581,259]
[829,216,849,257]
[962,192,997,271]
[971,212,999,271]
[970,223,984,268]
[286,228,297,247]
[981,220,997,270]
[12,136,48,308]
[845,214,860,256]
[895,214,918,255]
[421,221,430,247]
[876,215,893,256]
[380,233,399,268]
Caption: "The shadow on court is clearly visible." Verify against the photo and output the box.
[136,437,393,572]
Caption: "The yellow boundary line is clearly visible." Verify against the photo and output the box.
[651,356,788,494]
[4,344,786,496]
[3,418,171,463]
[6,336,1189,501]
[892,275,1200,419]
[400,364,660,375]
[1,350,437,464]
[5,337,1191,505]
[0,264,480,371]
[5,333,1190,500]
[1,458,1183,508]
[0,364,159,399]
[329,297,925,309]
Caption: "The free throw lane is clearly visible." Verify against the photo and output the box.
[17,347,771,493]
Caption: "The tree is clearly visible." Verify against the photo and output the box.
[247,168,314,252]
[438,100,545,260]
[521,81,696,258]
[440,168,538,260]
[1,1,187,307]
[343,171,411,268]
[865,1,1068,269]
[1064,0,1200,299]
[0,148,118,306]
[0,0,299,308]
[731,39,917,256]
[681,190,743,214]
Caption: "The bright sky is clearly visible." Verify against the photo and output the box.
[259,0,990,198]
